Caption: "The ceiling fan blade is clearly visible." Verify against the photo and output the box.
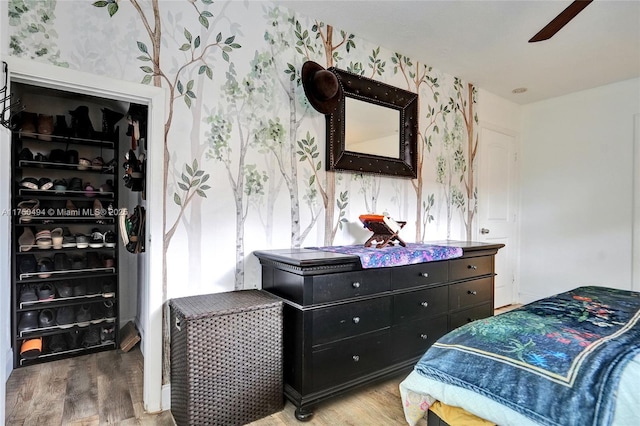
[529,0,593,43]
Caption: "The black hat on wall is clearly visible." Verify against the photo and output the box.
[301,61,342,115]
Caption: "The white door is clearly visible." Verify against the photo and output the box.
[477,125,518,308]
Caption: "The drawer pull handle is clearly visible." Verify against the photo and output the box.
[420,334,429,340]
[421,301,429,308]
[352,355,360,362]
[468,265,478,270]
[352,317,360,324]
[468,290,477,295]
[420,272,429,278]
[352,281,360,289]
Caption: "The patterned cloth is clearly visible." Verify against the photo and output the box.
[415,286,640,426]
[312,243,463,269]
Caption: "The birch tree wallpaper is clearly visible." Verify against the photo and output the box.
[7,0,479,298]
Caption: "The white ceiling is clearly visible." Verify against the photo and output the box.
[274,0,640,105]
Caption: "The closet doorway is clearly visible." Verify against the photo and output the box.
[4,56,165,413]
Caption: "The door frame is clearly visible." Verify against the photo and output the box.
[477,121,521,306]
[2,56,166,413]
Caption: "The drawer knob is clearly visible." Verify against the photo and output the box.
[352,281,361,289]
[420,301,429,308]
[420,272,429,278]
[420,334,428,340]
[352,355,360,362]
[352,317,360,324]
[467,290,478,295]
[468,265,478,270]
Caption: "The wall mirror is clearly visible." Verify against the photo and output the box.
[326,68,418,178]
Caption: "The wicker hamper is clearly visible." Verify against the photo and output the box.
[169,290,283,425]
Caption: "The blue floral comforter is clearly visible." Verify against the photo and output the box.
[415,286,640,426]
[312,243,462,269]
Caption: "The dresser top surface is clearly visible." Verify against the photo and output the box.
[253,241,504,269]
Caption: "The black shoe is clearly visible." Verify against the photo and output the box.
[86,251,101,269]
[49,334,68,353]
[19,177,39,190]
[56,306,75,328]
[20,285,38,303]
[73,282,87,296]
[37,257,54,278]
[102,300,115,318]
[55,280,74,298]
[38,177,53,191]
[101,278,115,293]
[66,329,81,349]
[19,254,38,274]
[54,115,70,137]
[101,326,115,343]
[69,106,94,139]
[49,149,66,164]
[34,152,47,167]
[104,230,116,248]
[68,177,83,191]
[89,229,104,248]
[18,148,34,161]
[38,309,55,328]
[37,282,55,300]
[82,328,100,347]
[76,305,92,323]
[53,253,71,271]
[64,149,79,165]
[71,255,86,270]
[18,311,39,332]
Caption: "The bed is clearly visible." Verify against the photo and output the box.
[399,286,640,426]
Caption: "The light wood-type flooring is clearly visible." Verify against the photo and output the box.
[6,305,522,425]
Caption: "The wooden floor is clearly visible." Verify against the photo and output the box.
[6,306,522,425]
[5,347,175,425]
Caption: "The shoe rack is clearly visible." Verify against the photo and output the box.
[10,83,122,367]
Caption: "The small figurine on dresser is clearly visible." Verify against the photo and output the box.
[359,214,407,248]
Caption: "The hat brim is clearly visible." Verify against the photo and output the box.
[302,61,343,115]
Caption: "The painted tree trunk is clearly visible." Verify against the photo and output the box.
[288,80,302,247]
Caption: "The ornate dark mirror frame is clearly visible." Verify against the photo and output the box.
[326,67,418,178]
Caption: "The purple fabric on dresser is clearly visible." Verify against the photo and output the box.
[312,243,463,269]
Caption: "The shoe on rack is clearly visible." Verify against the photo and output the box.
[102,255,115,268]
[101,325,115,343]
[34,152,47,167]
[102,300,115,318]
[49,334,68,353]
[19,111,38,138]
[18,147,34,161]
[99,179,114,193]
[103,230,116,248]
[53,180,67,194]
[19,177,39,190]
[101,108,124,135]
[68,177,83,192]
[19,254,38,274]
[35,230,52,249]
[82,328,100,347]
[62,228,76,248]
[89,229,104,248]
[76,304,92,323]
[78,158,91,171]
[64,149,78,165]
[54,115,70,137]
[102,158,116,174]
[84,182,96,197]
[20,338,42,360]
[65,200,79,217]
[48,149,65,164]
[73,282,87,296]
[18,310,38,332]
[53,253,72,271]
[19,285,38,303]
[69,106,94,139]
[86,281,102,295]
[71,255,87,270]
[38,177,53,191]
[51,228,63,249]
[86,251,101,269]
[18,227,35,252]
[56,306,75,328]
[91,157,104,171]
[37,282,55,301]
[37,257,54,278]
[93,199,105,220]
[66,329,81,350]
[17,200,40,223]
[55,280,74,298]
[37,114,54,141]
[38,309,55,328]
[75,234,89,249]
[101,278,115,294]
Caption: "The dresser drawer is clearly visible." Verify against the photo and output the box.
[312,298,391,346]
[391,261,448,290]
[449,303,493,330]
[449,255,493,281]
[393,285,448,323]
[391,315,448,361]
[311,330,391,391]
[312,269,390,304]
[449,277,493,311]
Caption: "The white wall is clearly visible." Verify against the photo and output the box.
[519,78,640,303]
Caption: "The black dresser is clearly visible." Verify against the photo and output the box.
[254,241,504,421]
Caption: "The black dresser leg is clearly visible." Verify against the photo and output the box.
[294,407,314,422]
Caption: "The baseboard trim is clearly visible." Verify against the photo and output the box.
[162,384,171,411]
